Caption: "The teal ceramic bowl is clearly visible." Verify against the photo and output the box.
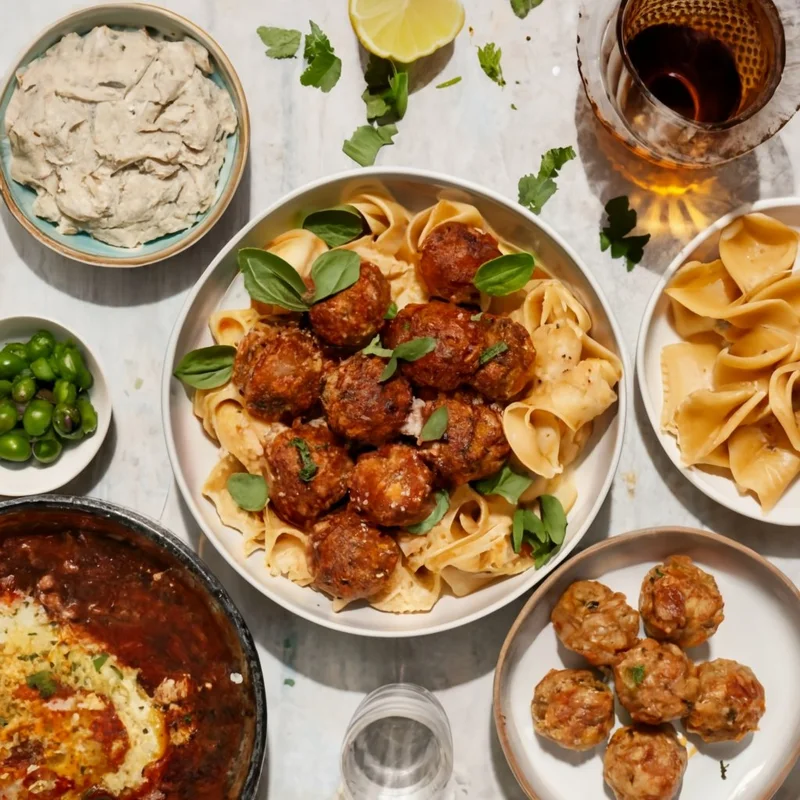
[0,3,249,267]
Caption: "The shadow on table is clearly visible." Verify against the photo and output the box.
[2,160,252,307]
[489,712,528,800]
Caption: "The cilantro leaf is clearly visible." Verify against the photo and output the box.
[478,43,506,87]
[256,26,302,59]
[342,124,398,167]
[511,0,544,18]
[300,21,341,92]
[518,146,576,215]
[362,55,408,123]
[599,196,651,271]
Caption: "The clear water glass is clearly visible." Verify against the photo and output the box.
[340,683,453,799]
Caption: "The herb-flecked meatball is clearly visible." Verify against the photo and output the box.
[308,508,400,601]
[309,260,391,348]
[233,323,326,422]
[685,658,765,742]
[604,725,687,800]
[350,444,435,527]
[266,423,352,527]
[384,301,483,391]
[468,314,535,401]
[551,580,640,666]
[322,354,412,446]
[639,555,724,648]
[419,221,502,304]
[418,395,509,484]
[614,639,699,725]
[531,668,614,751]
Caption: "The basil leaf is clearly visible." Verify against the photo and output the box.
[362,335,393,358]
[301,21,341,92]
[384,301,398,320]
[257,26,302,59]
[310,250,361,303]
[238,248,309,312]
[362,56,409,123]
[534,541,557,569]
[227,473,269,512]
[379,357,398,382]
[474,253,535,296]
[522,509,548,543]
[302,205,365,248]
[540,494,567,544]
[393,337,437,362]
[420,406,448,442]
[511,509,524,553]
[291,437,318,482]
[474,463,533,505]
[406,490,450,535]
[92,653,109,672]
[173,345,236,390]
[479,341,509,365]
[511,0,544,18]
[26,670,57,699]
[343,124,398,167]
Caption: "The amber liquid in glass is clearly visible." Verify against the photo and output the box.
[626,23,743,124]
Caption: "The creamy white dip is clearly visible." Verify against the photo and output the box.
[5,26,237,248]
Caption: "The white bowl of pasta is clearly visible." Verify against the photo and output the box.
[163,169,627,636]
[638,197,800,526]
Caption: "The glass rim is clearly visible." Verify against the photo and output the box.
[615,0,788,132]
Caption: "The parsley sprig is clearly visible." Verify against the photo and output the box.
[600,196,651,271]
[518,147,576,215]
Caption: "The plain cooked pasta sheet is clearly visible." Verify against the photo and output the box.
[661,212,800,511]
[192,189,621,613]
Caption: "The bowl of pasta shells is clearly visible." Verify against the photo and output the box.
[638,198,800,525]
[163,169,627,636]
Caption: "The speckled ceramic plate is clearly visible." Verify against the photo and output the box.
[162,168,628,638]
[637,198,800,526]
[0,3,249,267]
[494,527,800,800]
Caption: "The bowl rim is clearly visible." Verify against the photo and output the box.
[0,492,268,798]
[0,313,113,496]
[0,2,250,268]
[161,166,630,638]
[635,195,800,526]
[492,524,800,800]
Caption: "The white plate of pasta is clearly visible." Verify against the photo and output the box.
[638,198,800,526]
[163,169,627,636]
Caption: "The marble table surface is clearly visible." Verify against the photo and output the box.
[2,1,799,797]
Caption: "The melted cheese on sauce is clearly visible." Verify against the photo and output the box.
[0,595,166,796]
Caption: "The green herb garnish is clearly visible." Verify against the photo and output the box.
[173,345,236,390]
[238,248,309,312]
[509,495,568,567]
[473,253,535,296]
[511,0,544,18]
[227,473,269,512]
[600,196,651,271]
[384,302,398,320]
[256,26,302,59]
[474,463,533,505]
[343,124,398,167]
[420,406,449,442]
[379,337,437,381]
[26,670,57,699]
[291,438,318,482]
[362,55,408,122]
[302,205,366,248]
[406,491,450,535]
[284,678,296,687]
[720,761,729,780]
[92,653,109,672]
[436,76,462,89]
[518,147,576,215]
[479,342,509,365]
[478,43,506,86]
[629,665,646,686]
[310,250,362,303]
[362,335,394,358]
[300,21,341,92]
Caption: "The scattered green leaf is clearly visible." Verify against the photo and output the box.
[436,76,462,89]
[599,196,651,271]
[134,377,144,390]
[511,103,518,110]
[420,406,449,442]
[379,357,398,382]
[393,337,437,362]
[310,250,362,303]
[302,205,366,248]
[384,301,398,320]
[300,21,341,92]
[362,55,408,122]
[238,248,309,312]
[26,670,57,699]
[256,26,302,59]
[291,437,318,482]
[362,335,394,358]
[720,761,729,781]
[479,342,509,365]
[343,124,398,167]
[92,653,109,672]
[511,0,544,18]
[284,678,296,687]
[227,473,269,512]
[478,43,506,86]
[173,345,236,390]
[406,490,450,534]
[629,664,646,686]
[540,494,567,544]
[518,146,577,215]
[474,253,535,296]
[509,496,567,567]
[474,464,533,505]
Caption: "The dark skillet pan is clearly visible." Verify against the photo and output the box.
[0,494,267,799]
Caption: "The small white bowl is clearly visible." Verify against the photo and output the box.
[637,197,800,526]
[0,315,111,496]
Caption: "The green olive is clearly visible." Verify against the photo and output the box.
[30,357,56,383]
[26,330,56,362]
[53,379,77,405]
[0,430,32,462]
[53,402,83,440]
[33,433,62,464]
[0,380,11,398]
[0,352,26,380]
[0,400,17,435]
[55,348,80,382]
[23,398,54,437]
[11,376,37,404]
[76,393,98,436]
[2,343,28,361]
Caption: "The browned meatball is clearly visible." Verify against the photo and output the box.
[322,354,413,446]
[384,301,483,391]
[418,395,509,484]
[419,221,502,304]
[614,639,699,724]
[309,261,391,348]
[308,508,400,601]
[551,580,640,666]
[233,323,326,422]
[350,444,436,527]
[266,423,353,527]
[531,669,614,751]
[640,555,725,648]
[604,725,687,800]
[685,659,765,742]
[469,314,535,401]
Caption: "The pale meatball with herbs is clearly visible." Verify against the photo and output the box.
[640,555,724,648]
[685,658,765,742]
[613,638,699,725]
[550,580,640,666]
[604,725,687,800]
[531,668,614,751]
